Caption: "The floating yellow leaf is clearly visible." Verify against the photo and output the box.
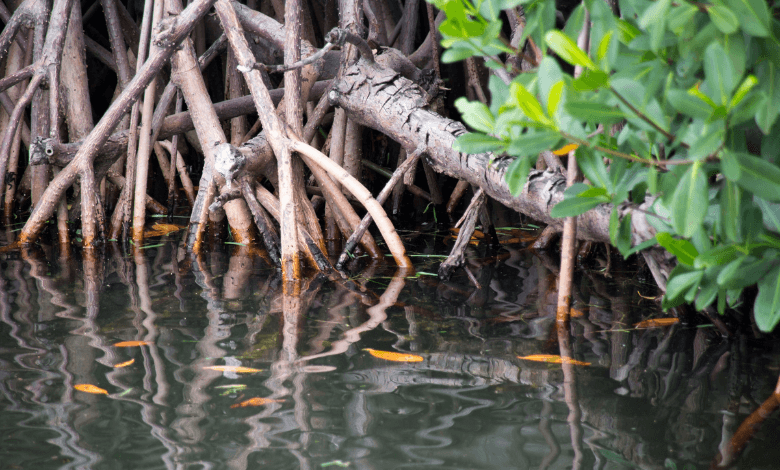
[230,397,285,408]
[364,348,424,362]
[634,318,679,328]
[74,384,109,395]
[552,143,579,156]
[204,365,263,373]
[114,359,135,368]
[518,354,591,366]
[151,223,183,234]
[144,223,184,238]
[114,340,151,347]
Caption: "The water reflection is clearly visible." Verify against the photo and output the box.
[1,240,779,469]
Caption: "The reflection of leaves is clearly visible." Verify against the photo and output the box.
[230,397,284,408]
[321,461,351,468]
[204,365,263,373]
[599,448,637,468]
[75,384,109,395]
[634,318,679,328]
[517,354,591,366]
[216,384,247,396]
[364,349,424,363]
[114,359,135,368]
[114,340,151,347]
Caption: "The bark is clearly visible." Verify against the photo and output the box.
[19,0,219,245]
[328,58,658,247]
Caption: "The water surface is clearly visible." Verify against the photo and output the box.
[1,238,779,469]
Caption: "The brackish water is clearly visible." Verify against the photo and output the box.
[2,233,780,470]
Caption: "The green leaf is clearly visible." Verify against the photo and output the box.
[756,61,780,134]
[625,236,658,256]
[708,3,739,34]
[724,0,770,37]
[671,163,708,238]
[695,244,740,268]
[572,70,610,91]
[505,156,533,197]
[719,180,743,242]
[616,19,641,44]
[756,197,780,233]
[755,265,780,332]
[656,232,699,266]
[550,195,608,218]
[686,122,724,160]
[577,147,610,191]
[578,186,609,198]
[453,133,505,154]
[688,84,718,110]
[547,80,564,118]
[696,283,719,311]
[479,0,525,22]
[454,97,495,133]
[610,210,633,255]
[667,89,714,120]
[505,129,562,157]
[565,101,625,124]
[728,153,780,202]
[729,75,758,110]
[638,0,671,51]
[545,30,597,70]
[441,46,478,63]
[538,57,564,113]
[703,42,738,106]
[596,30,617,69]
[668,4,700,35]
[718,256,776,289]
[510,82,554,127]
[664,265,704,307]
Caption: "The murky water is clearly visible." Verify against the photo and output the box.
[2,236,780,470]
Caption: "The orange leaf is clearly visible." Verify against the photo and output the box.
[204,365,263,373]
[114,359,135,368]
[552,143,579,156]
[150,223,183,234]
[114,340,151,347]
[230,397,285,408]
[74,384,109,395]
[517,354,591,366]
[364,348,424,362]
[634,318,679,328]
[570,308,585,318]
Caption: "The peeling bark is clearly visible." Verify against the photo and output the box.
[328,59,658,247]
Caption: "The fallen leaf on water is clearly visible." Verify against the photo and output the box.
[553,143,579,156]
[151,223,183,233]
[364,348,424,363]
[204,365,263,373]
[517,354,591,366]
[634,318,679,328]
[144,223,184,238]
[230,397,285,408]
[114,340,151,347]
[74,384,109,395]
[114,359,135,368]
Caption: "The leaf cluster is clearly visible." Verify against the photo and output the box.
[433,0,780,331]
